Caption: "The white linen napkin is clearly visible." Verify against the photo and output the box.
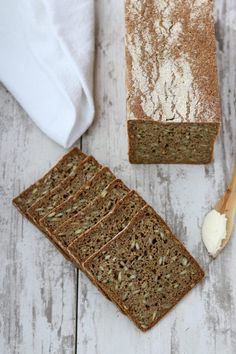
[0,0,95,148]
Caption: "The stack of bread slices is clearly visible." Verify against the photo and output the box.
[13,148,204,331]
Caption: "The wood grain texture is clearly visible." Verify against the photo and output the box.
[0,90,79,354]
[0,0,236,353]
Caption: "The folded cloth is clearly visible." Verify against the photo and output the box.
[0,0,95,148]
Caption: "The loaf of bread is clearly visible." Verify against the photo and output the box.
[53,179,130,250]
[40,167,116,234]
[68,190,146,268]
[27,156,101,224]
[84,205,204,331]
[13,148,86,215]
[125,0,221,163]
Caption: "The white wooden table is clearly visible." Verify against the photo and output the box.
[0,1,235,353]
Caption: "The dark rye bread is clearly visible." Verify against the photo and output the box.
[13,147,86,215]
[125,0,220,164]
[68,191,146,269]
[40,167,116,234]
[84,205,204,331]
[27,156,101,224]
[53,179,130,250]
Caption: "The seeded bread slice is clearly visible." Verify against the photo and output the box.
[40,167,116,234]
[53,179,130,251]
[27,156,101,224]
[13,147,86,215]
[68,191,146,269]
[84,205,204,332]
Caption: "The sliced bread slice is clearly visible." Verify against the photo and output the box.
[39,167,116,234]
[68,190,146,268]
[13,147,86,215]
[84,205,204,331]
[27,156,101,224]
[53,179,130,250]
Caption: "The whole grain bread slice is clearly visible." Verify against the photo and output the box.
[84,205,205,332]
[13,147,86,215]
[27,156,101,224]
[68,190,146,268]
[39,167,116,234]
[53,179,130,250]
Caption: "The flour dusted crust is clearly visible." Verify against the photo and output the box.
[125,0,221,163]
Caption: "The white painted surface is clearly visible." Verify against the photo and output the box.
[0,1,235,353]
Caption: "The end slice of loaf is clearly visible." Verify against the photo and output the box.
[39,167,116,234]
[53,179,130,250]
[68,190,146,268]
[84,205,204,331]
[12,147,86,214]
[27,156,101,224]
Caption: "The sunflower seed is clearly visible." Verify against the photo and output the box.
[75,228,83,235]
[141,324,148,329]
[142,281,147,288]
[162,304,171,309]
[160,232,165,239]
[101,190,108,198]
[152,311,157,321]
[131,240,136,250]
[122,293,128,301]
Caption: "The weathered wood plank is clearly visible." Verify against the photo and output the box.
[0,0,235,353]
[0,87,78,354]
[78,0,236,353]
